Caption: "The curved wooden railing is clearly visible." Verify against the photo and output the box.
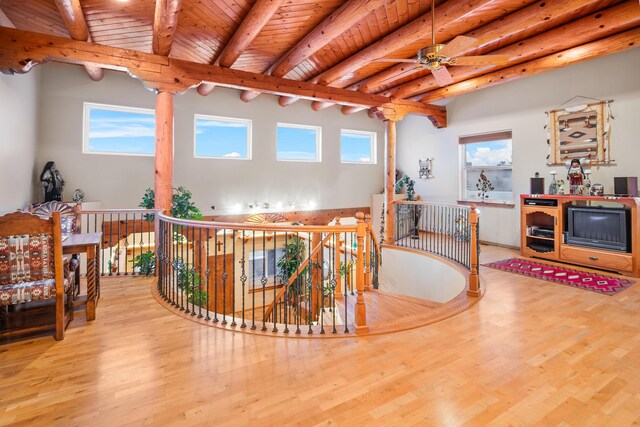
[155,212,373,335]
[393,201,481,296]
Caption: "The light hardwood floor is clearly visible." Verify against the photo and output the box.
[1,244,639,426]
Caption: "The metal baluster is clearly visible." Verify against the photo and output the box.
[294,232,301,334]
[251,230,256,330]
[307,234,312,335]
[221,229,228,325]
[331,233,337,333]
[319,232,325,335]
[213,228,219,323]
[197,227,203,318]
[261,231,267,331]
[230,230,236,327]
[271,232,277,332]
[342,231,348,333]
[283,232,289,334]
[190,226,196,316]
[205,228,211,321]
[240,230,246,328]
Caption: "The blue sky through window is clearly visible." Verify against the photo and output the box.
[341,131,375,163]
[277,125,320,161]
[464,140,512,166]
[86,105,155,155]
[195,116,250,159]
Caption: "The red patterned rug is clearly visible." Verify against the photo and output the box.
[483,258,634,296]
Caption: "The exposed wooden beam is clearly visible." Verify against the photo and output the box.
[0,27,446,125]
[240,90,261,103]
[353,0,616,94]
[267,0,387,78]
[371,99,446,127]
[277,96,299,107]
[341,106,367,115]
[152,0,182,57]
[0,8,16,28]
[385,1,640,100]
[311,101,334,111]
[53,0,103,81]
[309,0,524,88]
[216,0,284,68]
[416,28,639,103]
[198,0,285,98]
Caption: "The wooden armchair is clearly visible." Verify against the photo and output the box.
[0,211,74,340]
[32,201,82,296]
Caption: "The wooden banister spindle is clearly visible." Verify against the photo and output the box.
[467,205,480,297]
[354,212,369,334]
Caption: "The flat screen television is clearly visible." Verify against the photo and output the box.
[567,206,631,252]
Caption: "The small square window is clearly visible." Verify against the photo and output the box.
[277,123,321,162]
[194,115,252,160]
[340,129,376,164]
[83,103,156,156]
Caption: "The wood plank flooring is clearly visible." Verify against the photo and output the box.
[1,244,640,426]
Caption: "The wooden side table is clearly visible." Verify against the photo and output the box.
[63,232,102,320]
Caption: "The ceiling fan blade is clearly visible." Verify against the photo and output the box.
[438,35,478,58]
[431,66,453,87]
[373,58,421,63]
[447,55,512,66]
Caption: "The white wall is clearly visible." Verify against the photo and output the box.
[0,70,40,214]
[397,49,640,247]
[35,64,385,214]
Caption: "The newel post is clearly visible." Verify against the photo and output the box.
[364,213,372,291]
[354,212,369,334]
[467,204,480,297]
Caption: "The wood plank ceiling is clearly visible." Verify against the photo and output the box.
[0,0,638,119]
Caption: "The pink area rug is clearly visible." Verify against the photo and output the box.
[483,258,634,296]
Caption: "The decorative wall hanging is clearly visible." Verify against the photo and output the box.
[418,158,434,179]
[546,97,614,166]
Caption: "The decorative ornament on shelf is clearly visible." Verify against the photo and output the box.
[476,170,494,200]
[548,171,558,195]
[418,158,434,179]
[557,179,566,195]
[566,157,589,195]
[72,188,85,203]
[590,183,604,196]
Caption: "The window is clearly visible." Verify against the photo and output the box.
[194,115,252,160]
[83,103,156,156]
[340,129,376,164]
[460,131,513,203]
[277,123,321,162]
[249,248,285,280]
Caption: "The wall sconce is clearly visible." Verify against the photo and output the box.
[419,158,434,179]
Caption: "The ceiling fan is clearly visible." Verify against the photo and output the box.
[376,0,512,86]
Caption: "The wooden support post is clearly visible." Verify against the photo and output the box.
[155,91,174,212]
[354,212,369,334]
[467,204,480,297]
[364,213,372,291]
[311,232,322,321]
[385,120,397,244]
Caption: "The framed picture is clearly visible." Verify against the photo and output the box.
[547,101,613,165]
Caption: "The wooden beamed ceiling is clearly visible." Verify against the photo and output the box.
[0,0,638,124]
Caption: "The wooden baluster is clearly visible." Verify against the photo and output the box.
[354,212,369,334]
[364,213,372,291]
[467,205,480,297]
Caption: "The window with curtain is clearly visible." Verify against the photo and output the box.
[459,130,513,203]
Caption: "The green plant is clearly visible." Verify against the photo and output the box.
[277,236,307,285]
[131,250,156,276]
[139,186,204,220]
[173,258,209,307]
[395,174,416,201]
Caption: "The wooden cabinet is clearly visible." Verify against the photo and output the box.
[521,205,559,260]
[520,195,640,277]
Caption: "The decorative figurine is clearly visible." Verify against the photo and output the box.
[556,179,566,195]
[590,183,604,196]
[73,188,85,203]
[583,169,592,195]
[40,161,65,202]
[566,158,587,195]
[548,171,558,195]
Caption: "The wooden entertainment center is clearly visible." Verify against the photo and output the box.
[520,194,640,277]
